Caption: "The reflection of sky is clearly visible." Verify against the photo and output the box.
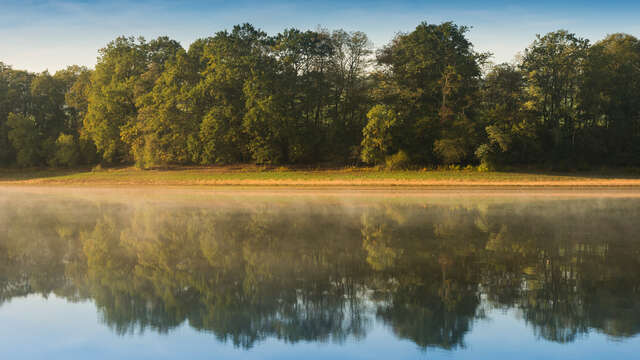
[1,295,639,360]
[1,1,640,72]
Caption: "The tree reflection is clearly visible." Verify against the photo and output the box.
[1,195,640,349]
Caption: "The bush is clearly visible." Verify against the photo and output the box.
[434,138,466,165]
[385,150,410,170]
[475,143,498,171]
[474,126,514,171]
[476,162,493,172]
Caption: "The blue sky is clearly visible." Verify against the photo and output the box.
[2,0,640,72]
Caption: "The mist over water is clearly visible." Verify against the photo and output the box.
[1,188,640,359]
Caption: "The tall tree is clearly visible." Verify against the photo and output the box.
[475,63,539,167]
[521,30,589,163]
[134,48,201,167]
[582,34,640,164]
[196,24,269,164]
[327,30,372,162]
[0,63,33,165]
[374,22,487,164]
[6,113,39,167]
[84,36,181,164]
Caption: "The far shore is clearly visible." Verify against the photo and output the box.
[2,166,640,188]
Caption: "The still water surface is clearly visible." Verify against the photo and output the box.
[1,188,640,359]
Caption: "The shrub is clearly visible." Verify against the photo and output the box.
[475,126,513,171]
[475,143,498,171]
[476,162,492,172]
[434,138,466,165]
[385,150,410,170]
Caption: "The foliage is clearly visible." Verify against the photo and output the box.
[7,113,40,167]
[1,23,640,169]
[84,36,181,164]
[374,22,487,164]
[434,138,467,165]
[361,105,397,164]
[385,150,410,170]
[49,133,79,167]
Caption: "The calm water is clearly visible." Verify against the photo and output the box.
[2,188,640,359]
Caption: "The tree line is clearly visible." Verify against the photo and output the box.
[1,22,639,170]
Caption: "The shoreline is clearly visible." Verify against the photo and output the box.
[3,167,640,188]
[4,185,640,207]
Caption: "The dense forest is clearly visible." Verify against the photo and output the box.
[1,22,639,170]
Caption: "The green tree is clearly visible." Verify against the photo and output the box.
[521,30,589,164]
[242,58,288,164]
[582,34,640,164]
[7,113,40,167]
[50,133,79,167]
[196,24,269,164]
[84,36,181,164]
[83,36,148,163]
[360,105,397,164]
[134,49,200,167]
[29,71,70,160]
[0,63,34,166]
[476,63,539,167]
[56,65,92,132]
[54,66,97,165]
[375,22,487,165]
[326,30,373,162]
[270,28,338,163]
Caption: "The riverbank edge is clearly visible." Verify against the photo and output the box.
[3,167,640,187]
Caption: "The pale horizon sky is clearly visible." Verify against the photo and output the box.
[2,0,639,73]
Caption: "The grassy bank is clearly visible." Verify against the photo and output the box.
[2,166,640,187]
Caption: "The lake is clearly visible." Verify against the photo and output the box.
[2,187,640,359]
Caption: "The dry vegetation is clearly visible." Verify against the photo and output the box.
[2,166,640,187]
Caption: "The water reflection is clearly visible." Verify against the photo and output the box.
[1,191,640,351]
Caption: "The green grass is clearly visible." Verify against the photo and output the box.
[2,166,640,186]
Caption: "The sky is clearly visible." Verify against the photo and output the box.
[1,0,640,72]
